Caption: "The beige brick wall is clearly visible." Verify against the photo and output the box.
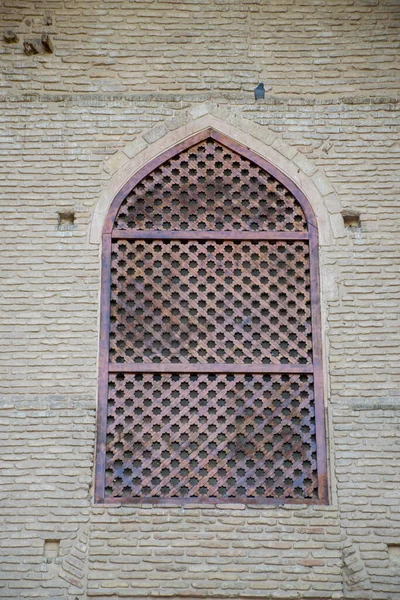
[0,1,399,599]
[1,0,400,96]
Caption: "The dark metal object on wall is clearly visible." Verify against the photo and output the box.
[95,129,328,505]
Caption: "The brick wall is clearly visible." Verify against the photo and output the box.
[1,0,400,96]
[0,1,399,599]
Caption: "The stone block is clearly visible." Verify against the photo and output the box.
[143,123,169,145]
[123,137,148,159]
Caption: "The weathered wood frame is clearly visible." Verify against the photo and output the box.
[94,128,328,505]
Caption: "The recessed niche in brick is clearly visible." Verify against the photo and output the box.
[342,211,361,229]
[44,539,60,559]
[4,30,19,44]
[388,544,400,565]
[58,211,75,231]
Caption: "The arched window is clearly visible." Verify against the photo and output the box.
[95,129,328,505]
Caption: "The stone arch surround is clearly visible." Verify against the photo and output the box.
[90,105,345,248]
[90,106,345,506]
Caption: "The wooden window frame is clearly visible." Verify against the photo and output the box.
[94,129,328,505]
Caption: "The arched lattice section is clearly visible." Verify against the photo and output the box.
[95,129,328,505]
[114,138,307,232]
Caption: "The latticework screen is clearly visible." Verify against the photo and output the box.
[106,373,317,500]
[96,131,327,505]
[109,240,312,365]
[114,138,307,232]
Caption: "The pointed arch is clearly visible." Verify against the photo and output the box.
[103,129,318,234]
[95,129,328,505]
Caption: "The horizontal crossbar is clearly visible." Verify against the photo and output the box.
[108,363,314,374]
[111,230,309,241]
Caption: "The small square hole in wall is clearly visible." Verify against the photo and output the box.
[388,544,400,565]
[57,211,75,231]
[44,539,60,560]
[342,211,361,229]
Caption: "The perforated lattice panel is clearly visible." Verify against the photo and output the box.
[109,240,312,364]
[105,373,317,500]
[114,139,308,232]
[96,132,327,505]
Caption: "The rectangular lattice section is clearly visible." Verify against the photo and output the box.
[105,373,317,501]
[109,240,312,365]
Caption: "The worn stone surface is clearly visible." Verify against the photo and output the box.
[0,1,399,599]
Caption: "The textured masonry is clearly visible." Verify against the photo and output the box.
[0,1,400,599]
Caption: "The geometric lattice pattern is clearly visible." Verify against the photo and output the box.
[105,373,317,500]
[97,134,325,504]
[109,240,312,365]
[114,139,308,232]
